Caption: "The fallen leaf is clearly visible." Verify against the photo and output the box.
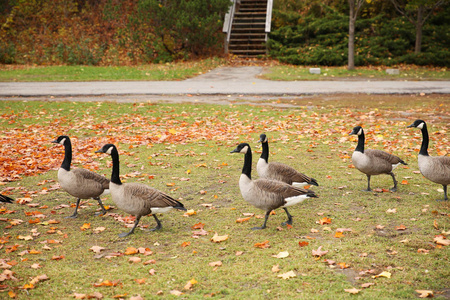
[433,235,450,246]
[272,251,289,259]
[93,227,106,233]
[334,231,344,238]
[386,208,397,214]
[236,217,252,223]
[208,261,222,267]
[318,217,331,225]
[184,209,196,216]
[191,222,204,229]
[90,246,105,253]
[298,241,309,247]
[416,290,434,298]
[344,288,361,294]
[181,241,190,248]
[312,246,328,257]
[80,223,91,231]
[210,232,228,243]
[277,270,296,279]
[395,224,407,231]
[254,240,270,249]
[372,271,391,279]
[125,247,138,255]
[361,282,375,288]
[128,257,141,263]
[271,265,280,273]
[170,290,183,296]
[183,278,197,290]
[134,278,146,284]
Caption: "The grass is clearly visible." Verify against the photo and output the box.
[0,59,449,81]
[0,95,449,299]
[260,65,450,81]
[0,58,224,82]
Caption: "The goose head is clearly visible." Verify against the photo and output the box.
[407,119,426,129]
[96,144,116,155]
[259,133,268,143]
[231,143,250,154]
[349,126,364,136]
[52,135,70,145]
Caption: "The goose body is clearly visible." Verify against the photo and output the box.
[0,194,14,203]
[53,136,110,218]
[257,134,318,187]
[231,143,318,230]
[408,120,450,200]
[350,126,407,192]
[96,144,186,237]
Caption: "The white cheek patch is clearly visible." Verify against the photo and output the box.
[241,145,249,154]
[417,122,424,129]
[357,128,363,135]
[106,147,113,155]
[59,137,66,145]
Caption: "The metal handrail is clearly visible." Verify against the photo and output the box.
[265,0,273,34]
[223,0,238,48]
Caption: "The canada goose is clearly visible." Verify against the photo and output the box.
[407,120,450,201]
[52,136,110,218]
[0,194,14,203]
[257,133,319,187]
[231,143,318,230]
[96,144,186,237]
[349,126,407,192]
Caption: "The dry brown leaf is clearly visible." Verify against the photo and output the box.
[208,261,222,267]
[416,290,434,298]
[312,246,328,257]
[90,246,105,254]
[277,270,296,279]
[128,257,141,263]
[271,265,280,273]
[272,251,289,259]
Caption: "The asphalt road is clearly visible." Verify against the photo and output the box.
[1,67,449,98]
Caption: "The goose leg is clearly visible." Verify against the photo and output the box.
[66,198,81,218]
[438,185,448,201]
[362,175,371,192]
[93,197,108,216]
[389,172,398,192]
[252,210,270,230]
[119,216,141,237]
[149,214,162,231]
[281,208,293,226]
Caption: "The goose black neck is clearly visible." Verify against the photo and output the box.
[260,141,269,163]
[419,124,429,156]
[355,131,365,153]
[61,139,72,171]
[110,147,122,185]
[242,148,252,179]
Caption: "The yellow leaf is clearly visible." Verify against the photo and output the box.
[80,223,91,231]
[183,209,196,216]
[272,251,289,259]
[210,232,228,243]
[277,270,296,279]
[168,128,177,134]
[416,290,434,298]
[372,271,391,279]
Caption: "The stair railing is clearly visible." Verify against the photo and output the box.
[265,0,273,41]
[223,0,239,54]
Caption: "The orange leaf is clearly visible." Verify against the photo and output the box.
[181,241,191,247]
[298,241,309,247]
[236,217,251,223]
[125,247,138,255]
[401,180,408,185]
[319,217,331,225]
[80,223,91,231]
[254,240,270,249]
[395,224,407,231]
[191,222,204,230]
[334,231,344,238]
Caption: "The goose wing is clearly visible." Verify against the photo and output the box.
[125,183,185,209]
[71,168,110,190]
[365,149,406,165]
[0,194,14,203]
[267,162,314,184]
[254,179,316,199]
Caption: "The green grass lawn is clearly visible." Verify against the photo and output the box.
[0,58,224,82]
[0,95,449,299]
[0,59,448,81]
[261,65,450,81]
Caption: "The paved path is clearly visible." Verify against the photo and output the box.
[1,67,449,97]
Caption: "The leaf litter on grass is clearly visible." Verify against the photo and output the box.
[0,95,449,298]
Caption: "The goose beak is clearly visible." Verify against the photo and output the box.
[348,131,355,136]
[95,149,104,153]
[51,140,58,144]
[406,124,414,128]
[230,148,239,153]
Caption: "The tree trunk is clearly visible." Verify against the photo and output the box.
[415,6,424,54]
[348,15,356,70]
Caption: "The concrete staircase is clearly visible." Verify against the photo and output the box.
[225,0,271,57]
